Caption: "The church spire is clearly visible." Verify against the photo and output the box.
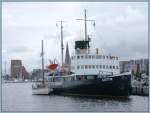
[65,42,71,66]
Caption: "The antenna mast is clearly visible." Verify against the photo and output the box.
[77,9,95,42]
[84,9,87,41]
[85,9,87,41]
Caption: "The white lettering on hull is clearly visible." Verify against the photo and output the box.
[102,77,113,82]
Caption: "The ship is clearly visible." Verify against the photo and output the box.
[47,9,132,97]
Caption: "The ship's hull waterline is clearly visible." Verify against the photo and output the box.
[50,74,131,97]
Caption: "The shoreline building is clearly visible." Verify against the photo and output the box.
[22,66,30,79]
[11,60,22,79]
[119,58,148,76]
[11,60,29,79]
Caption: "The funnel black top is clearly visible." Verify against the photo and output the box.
[75,40,90,49]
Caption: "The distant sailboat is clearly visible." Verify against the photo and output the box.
[32,40,50,95]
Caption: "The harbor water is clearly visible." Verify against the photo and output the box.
[2,83,149,112]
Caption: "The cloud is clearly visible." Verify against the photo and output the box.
[7,46,33,54]
[2,2,148,72]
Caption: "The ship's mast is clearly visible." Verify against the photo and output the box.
[77,9,95,44]
[41,40,44,84]
[56,21,64,67]
[61,21,64,67]
[85,9,87,41]
[5,61,7,75]
[76,9,95,52]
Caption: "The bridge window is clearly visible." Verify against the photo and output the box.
[113,56,115,60]
[89,65,91,69]
[77,56,80,59]
[110,66,112,69]
[110,56,112,59]
[99,65,102,68]
[96,65,98,69]
[85,65,88,69]
[77,65,80,69]
[103,65,105,69]
[92,55,95,59]
[89,55,91,59]
[106,56,109,59]
[92,65,95,69]
[113,66,115,69]
[81,55,83,59]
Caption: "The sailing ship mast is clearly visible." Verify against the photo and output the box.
[41,40,45,84]
[56,21,65,67]
[5,61,7,76]
[61,21,64,67]
[77,9,95,45]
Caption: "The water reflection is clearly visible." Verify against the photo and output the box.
[2,83,148,112]
[53,94,132,112]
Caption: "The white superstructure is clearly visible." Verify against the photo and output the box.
[71,47,120,75]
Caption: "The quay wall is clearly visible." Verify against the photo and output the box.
[131,86,148,96]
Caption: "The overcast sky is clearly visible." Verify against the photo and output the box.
[2,2,148,73]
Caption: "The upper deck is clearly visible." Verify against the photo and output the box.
[71,52,120,75]
[69,40,120,75]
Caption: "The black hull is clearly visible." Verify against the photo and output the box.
[52,74,131,96]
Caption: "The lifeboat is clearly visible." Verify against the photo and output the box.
[47,64,58,70]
